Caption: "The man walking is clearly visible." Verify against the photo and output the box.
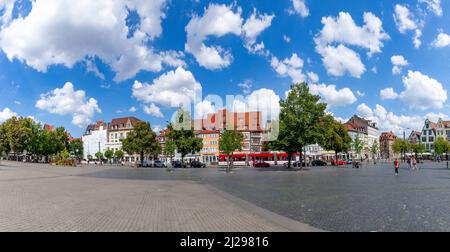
[412,157,418,171]
[394,158,400,176]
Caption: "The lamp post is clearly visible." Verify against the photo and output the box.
[403,127,410,162]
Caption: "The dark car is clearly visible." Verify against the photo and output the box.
[311,160,327,166]
[172,161,186,168]
[253,161,270,167]
[190,160,206,168]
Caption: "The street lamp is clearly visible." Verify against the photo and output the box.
[403,127,410,162]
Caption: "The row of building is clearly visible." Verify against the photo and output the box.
[380,118,450,159]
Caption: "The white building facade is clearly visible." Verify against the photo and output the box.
[82,120,108,160]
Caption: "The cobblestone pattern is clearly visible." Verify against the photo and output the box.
[0,162,300,232]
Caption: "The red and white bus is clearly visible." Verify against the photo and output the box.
[218,153,301,167]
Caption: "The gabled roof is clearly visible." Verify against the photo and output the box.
[110,117,142,129]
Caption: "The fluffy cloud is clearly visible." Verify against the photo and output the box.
[271,53,306,83]
[393,4,422,48]
[143,104,164,118]
[399,71,447,110]
[132,67,202,117]
[0,0,15,26]
[195,100,216,119]
[316,44,366,78]
[185,4,242,70]
[185,4,273,70]
[246,88,281,121]
[419,0,443,16]
[380,88,399,100]
[289,0,309,18]
[356,103,448,135]
[36,82,101,127]
[315,12,388,78]
[0,0,184,82]
[243,10,274,55]
[432,33,450,48]
[0,107,17,123]
[391,55,408,75]
[309,84,357,107]
[129,106,137,113]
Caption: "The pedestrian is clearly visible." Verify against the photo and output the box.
[412,157,418,171]
[394,158,400,176]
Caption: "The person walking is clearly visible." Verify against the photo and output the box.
[412,157,418,171]
[394,158,400,176]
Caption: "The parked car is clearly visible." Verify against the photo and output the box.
[172,160,186,168]
[153,160,166,168]
[346,159,353,165]
[253,161,270,167]
[331,159,346,166]
[190,160,206,168]
[138,160,152,168]
[311,160,327,166]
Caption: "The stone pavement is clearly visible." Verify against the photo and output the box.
[0,161,320,232]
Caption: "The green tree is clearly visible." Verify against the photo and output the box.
[353,136,364,160]
[104,149,114,164]
[0,123,9,160]
[434,137,449,158]
[59,149,70,160]
[164,124,177,167]
[114,150,124,161]
[121,121,160,167]
[270,83,327,168]
[3,117,33,159]
[171,109,203,166]
[87,154,93,162]
[393,139,410,161]
[320,116,352,162]
[371,140,380,163]
[219,130,244,173]
[68,139,83,159]
[410,143,425,159]
[95,151,104,161]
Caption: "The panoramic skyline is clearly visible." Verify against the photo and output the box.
[1,0,450,137]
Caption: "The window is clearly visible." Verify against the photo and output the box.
[429,137,434,142]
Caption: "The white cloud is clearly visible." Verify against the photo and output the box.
[391,55,408,75]
[129,106,137,113]
[399,71,447,110]
[143,103,164,118]
[0,107,17,123]
[185,4,243,70]
[380,88,399,100]
[185,4,273,69]
[315,12,389,57]
[132,67,202,110]
[356,103,445,135]
[309,83,357,107]
[0,0,184,82]
[314,12,387,78]
[238,79,253,94]
[195,100,216,119]
[0,0,15,26]
[246,88,281,121]
[35,82,101,127]
[307,72,319,83]
[432,33,450,48]
[394,4,422,48]
[316,44,366,78]
[243,10,274,55]
[419,0,443,16]
[356,91,365,97]
[271,53,306,83]
[289,0,309,18]
[283,35,291,43]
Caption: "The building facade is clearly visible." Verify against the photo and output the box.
[436,118,450,142]
[380,132,397,159]
[81,120,108,160]
[196,130,220,164]
[421,119,436,154]
[345,115,379,158]
[105,117,142,162]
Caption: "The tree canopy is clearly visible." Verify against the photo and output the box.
[171,109,203,165]
[270,83,327,168]
[320,115,352,161]
[122,121,160,167]
[219,130,244,173]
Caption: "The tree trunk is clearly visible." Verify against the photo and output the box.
[299,146,304,170]
[140,151,144,168]
[287,154,292,169]
[230,152,234,173]
[181,153,185,168]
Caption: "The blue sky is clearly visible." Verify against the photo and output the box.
[0,0,449,137]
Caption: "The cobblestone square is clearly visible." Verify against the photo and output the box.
[1,160,449,232]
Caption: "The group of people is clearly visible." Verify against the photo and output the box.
[393,157,418,176]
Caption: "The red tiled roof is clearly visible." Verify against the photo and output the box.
[110,117,142,128]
